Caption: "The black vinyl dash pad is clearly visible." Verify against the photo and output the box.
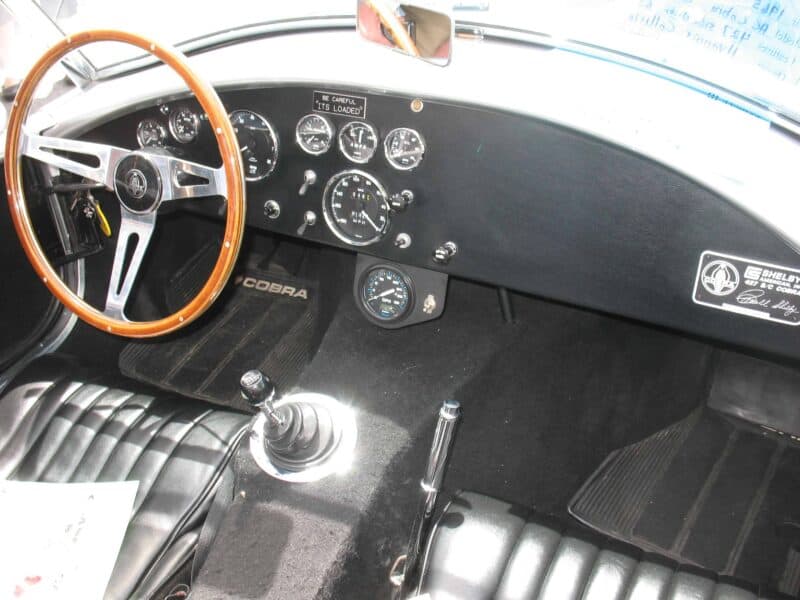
[569,409,800,596]
[120,262,317,412]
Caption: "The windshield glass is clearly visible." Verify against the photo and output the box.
[2,0,799,119]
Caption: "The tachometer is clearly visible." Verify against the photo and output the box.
[338,121,379,163]
[230,109,279,181]
[136,119,167,148]
[360,266,413,322]
[296,113,334,155]
[384,127,426,170]
[322,170,389,246]
[168,106,200,143]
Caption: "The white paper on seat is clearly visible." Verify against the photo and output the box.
[0,480,138,600]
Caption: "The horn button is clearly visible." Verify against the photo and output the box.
[114,154,162,213]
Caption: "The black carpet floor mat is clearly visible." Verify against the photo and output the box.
[119,245,317,411]
[570,408,800,596]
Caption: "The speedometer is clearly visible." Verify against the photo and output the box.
[322,170,390,246]
[230,109,279,181]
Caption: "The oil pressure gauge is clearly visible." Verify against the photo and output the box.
[384,127,426,170]
[296,113,334,155]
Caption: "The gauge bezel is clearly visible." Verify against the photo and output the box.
[322,169,390,247]
[384,127,426,171]
[295,113,335,156]
[337,121,379,164]
[136,118,166,148]
[359,264,415,323]
[229,109,280,182]
[168,106,200,143]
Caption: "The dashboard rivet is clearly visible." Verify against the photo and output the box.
[216,127,222,135]
[179,315,184,322]
[410,98,424,113]
[224,240,231,248]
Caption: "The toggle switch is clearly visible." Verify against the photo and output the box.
[298,169,317,196]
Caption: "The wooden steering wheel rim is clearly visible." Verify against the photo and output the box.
[4,30,246,338]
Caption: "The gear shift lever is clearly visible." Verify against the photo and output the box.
[242,369,355,481]
[240,370,286,429]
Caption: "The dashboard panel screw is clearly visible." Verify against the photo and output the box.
[410,98,424,113]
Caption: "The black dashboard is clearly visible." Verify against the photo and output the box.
[80,84,800,359]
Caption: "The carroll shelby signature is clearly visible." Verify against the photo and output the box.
[736,289,800,318]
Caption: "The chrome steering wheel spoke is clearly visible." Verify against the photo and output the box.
[148,154,227,203]
[20,129,227,324]
[103,208,156,321]
[20,127,128,188]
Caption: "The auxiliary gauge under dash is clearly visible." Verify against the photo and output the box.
[359,266,413,323]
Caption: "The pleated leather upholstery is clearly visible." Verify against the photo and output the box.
[420,492,785,600]
[0,355,248,599]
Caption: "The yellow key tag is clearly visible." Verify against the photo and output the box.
[95,202,112,238]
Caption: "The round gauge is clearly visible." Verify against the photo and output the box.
[230,109,279,181]
[360,266,413,322]
[168,107,200,143]
[384,127,426,171]
[338,121,379,164]
[322,170,390,246]
[296,113,335,155]
[136,119,167,148]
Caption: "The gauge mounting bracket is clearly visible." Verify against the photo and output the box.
[353,254,447,329]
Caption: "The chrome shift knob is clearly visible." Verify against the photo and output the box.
[240,370,283,427]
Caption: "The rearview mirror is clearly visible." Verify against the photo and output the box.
[357,0,453,66]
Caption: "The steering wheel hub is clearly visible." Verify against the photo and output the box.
[114,154,162,213]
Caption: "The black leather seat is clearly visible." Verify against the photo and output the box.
[0,354,249,599]
[419,492,786,600]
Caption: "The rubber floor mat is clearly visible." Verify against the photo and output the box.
[120,247,317,412]
[569,409,800,596]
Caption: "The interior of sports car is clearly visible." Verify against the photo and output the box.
[2,1,800,599]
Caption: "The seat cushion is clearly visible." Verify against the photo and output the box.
[419,491,788,600]
[0,354,249,599]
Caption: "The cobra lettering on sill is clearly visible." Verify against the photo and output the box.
[692,251,800,326]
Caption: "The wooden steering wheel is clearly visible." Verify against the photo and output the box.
[4,30,245,338]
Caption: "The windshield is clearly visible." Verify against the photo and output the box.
[2,0,799,119]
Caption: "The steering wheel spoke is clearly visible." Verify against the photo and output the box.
[6,30,244,338]
[150,154,227,203]
[103,208,156,321]
[20,127,128,188]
